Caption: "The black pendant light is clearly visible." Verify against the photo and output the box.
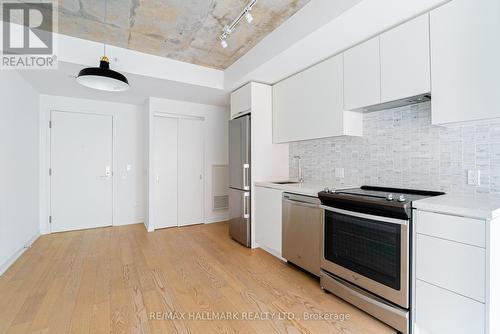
[76,0,129,91]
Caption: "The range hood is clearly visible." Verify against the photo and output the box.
[355,93,431,113]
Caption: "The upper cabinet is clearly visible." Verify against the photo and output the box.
[344,15,431,111]
[272,0,500,142]
[273,54,362,143]
[380,14,431,103]
[343,37,381,111]
[430,0,500,124]
[230,83,252,119]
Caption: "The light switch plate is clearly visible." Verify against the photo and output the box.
[467,170,481,186]
[335,167,345,178]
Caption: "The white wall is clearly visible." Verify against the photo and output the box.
[146,97,229,231]
[39,95,146,233]
[0,71,40,275]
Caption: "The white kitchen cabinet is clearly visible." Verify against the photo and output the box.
[416,234,485,302]
[413,209,499,333]
[416,210,485,247]
[430,0,500,124]
[343,36,381,111]
[230,83,252,119]
[273,54,362,143]
[380,14,430,103]
[415,279,485,334]
[254,185,283,258]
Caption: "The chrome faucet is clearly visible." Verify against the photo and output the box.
[293,156,304,183]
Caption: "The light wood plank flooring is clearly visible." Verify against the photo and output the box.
[0,222,395,334]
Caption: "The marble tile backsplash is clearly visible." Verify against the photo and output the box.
[289,102,500,194]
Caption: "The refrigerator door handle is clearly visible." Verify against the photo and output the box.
[243,163,250,190]
[243,192,250,219]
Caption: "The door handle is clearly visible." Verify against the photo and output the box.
[100,166,112,178]
[243,163,250,190]
[243,192,250,219]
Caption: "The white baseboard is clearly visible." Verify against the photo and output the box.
[0,232,40,276]
[256,244,286,262]
[144,221,155,232]
[204,216,229,224]
[115,219,144,226]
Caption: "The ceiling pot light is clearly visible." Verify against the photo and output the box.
[76,0,129,91]
[77,56,129,91]
[245,11,253,23]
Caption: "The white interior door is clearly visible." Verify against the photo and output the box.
[50,111,113,232]
[178,118,204,226]
[152,116,178,229]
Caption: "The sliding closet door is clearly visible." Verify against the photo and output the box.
[152,116,178,229]
[178,118,204,226]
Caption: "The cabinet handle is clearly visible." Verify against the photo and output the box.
[243,192,250,219]
[243,163,250,190]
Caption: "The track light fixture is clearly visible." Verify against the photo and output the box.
[218,0,257,49]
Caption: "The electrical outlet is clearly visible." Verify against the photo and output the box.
[467,170,481,186]
[335,167,345,178]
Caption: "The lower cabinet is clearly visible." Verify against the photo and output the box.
[413,209,491,334]
[415,280,485,334]
[416,234,485,302]
[254,186,283,258]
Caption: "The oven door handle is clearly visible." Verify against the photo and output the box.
[320,206,408,226]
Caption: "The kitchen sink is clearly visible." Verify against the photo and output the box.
[272,181,300,185]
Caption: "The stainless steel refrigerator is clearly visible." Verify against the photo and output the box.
[228,114,251,247]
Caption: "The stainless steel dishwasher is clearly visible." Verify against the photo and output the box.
[282,192,322,276]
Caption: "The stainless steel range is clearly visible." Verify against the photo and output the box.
[318,186,444,334]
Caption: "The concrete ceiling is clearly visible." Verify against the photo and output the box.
[56,0,310,70]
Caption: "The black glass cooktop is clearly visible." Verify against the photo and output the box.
[318,186,445,220]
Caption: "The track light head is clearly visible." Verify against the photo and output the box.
[245,11,253,23]
[217,0,257,48]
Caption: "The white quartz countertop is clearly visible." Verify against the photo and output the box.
[413,193,500,220]
[254,181,357,197]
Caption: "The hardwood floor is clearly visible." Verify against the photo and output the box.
[0,222,395,334]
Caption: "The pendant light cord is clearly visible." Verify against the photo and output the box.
[103,0,107,57]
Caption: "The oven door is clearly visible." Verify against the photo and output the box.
[321,206,409,308]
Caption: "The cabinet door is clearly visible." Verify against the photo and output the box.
[344,36,381,111]
[178,118,204,226]
[416,234,485,302]
[254,186,283,258]
[273,55,353,143]
[415,210,485,248]
[380,14,430,103]
[415,280,485,334]
[430,0,500,124]
[230,83,252,118]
